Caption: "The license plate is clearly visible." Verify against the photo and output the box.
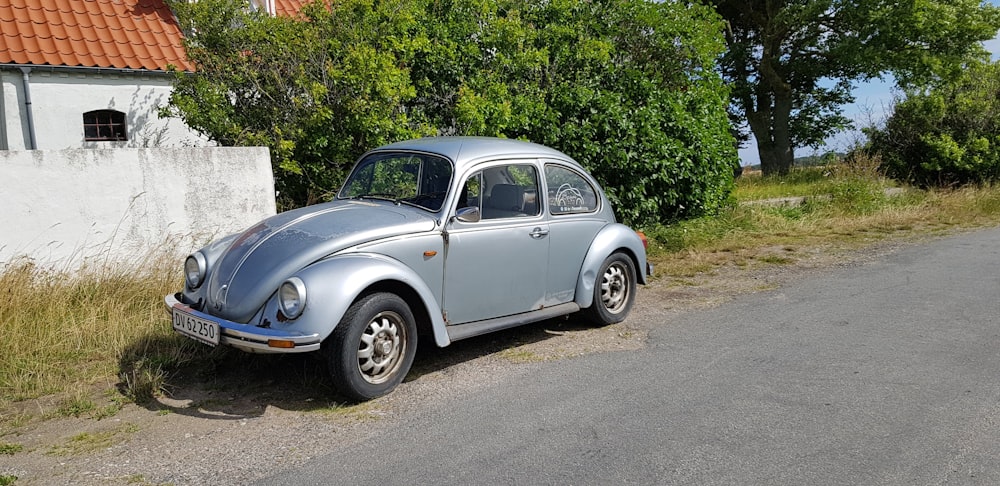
[172,307,220,346]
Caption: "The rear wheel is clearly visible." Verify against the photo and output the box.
[584,252,636,325]
[327,292,417,401]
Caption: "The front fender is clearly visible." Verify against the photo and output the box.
[574,224,648,309]
[279,253,451,347]
[179,233,240,308]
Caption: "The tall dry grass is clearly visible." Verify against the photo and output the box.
[0,251,205,405]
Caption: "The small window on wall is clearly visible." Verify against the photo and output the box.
[83,110,128,142]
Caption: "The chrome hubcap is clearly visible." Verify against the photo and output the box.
[600,262,629,314]
[358,311,406,384]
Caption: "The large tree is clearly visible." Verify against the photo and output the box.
[711,0,1000,175]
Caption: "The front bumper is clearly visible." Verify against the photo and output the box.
[164,293,322,354]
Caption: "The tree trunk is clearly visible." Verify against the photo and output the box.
[754,112,794,176]
[737,24,796,177]
[757,142,786,176]
[745,79,795,176]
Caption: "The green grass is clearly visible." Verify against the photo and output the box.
[734,166,842,200]
[47,423,140,456]
[734,153,897,202]
[0,442,23,455]
[54,394,96,418]
[647,159,1000,278]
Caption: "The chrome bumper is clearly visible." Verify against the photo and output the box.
[164,293,322,354]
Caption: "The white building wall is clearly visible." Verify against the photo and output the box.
[0,147,276,270]
[0,67,208,150]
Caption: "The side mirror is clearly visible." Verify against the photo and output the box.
[455,206,481,223]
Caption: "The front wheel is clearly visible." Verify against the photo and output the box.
[584,252,636,325]
[326,292,417,401]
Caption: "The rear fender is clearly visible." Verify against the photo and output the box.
[574,224,648,309]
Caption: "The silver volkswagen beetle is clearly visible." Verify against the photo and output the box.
[166,137,651,400]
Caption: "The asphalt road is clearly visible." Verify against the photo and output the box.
[258,228,1000,485]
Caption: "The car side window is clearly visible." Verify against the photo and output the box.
[545,165,599,215]
[461,164,540,220]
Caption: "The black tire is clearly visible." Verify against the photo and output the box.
[327,292,417,401]
[584,252,636,325]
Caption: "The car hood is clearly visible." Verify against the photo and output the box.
[205,199,437,322]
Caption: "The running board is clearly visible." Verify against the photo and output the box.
[446,303,581,342]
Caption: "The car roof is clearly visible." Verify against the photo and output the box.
[371,136,582,172]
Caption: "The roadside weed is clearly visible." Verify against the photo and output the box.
[121,359,168,404]
[55,394,96,418]
[47,423,140,456]
[0,442,22,455]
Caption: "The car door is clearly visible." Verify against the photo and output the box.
[442,161,549,324]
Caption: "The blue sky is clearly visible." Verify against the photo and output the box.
[738,1,1000,166]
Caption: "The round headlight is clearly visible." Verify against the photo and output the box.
[185,252,207,289]
[278,277,307,319]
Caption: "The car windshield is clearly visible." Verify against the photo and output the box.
[338,152,453,212]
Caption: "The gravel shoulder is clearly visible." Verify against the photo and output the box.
[0,234,924,485]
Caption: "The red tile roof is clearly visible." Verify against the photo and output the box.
[0,0,193,72]
[273,0,309,17]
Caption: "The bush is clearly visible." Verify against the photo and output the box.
[167,0,738,226]
[421,0,740,225]
[869,61,1000,187]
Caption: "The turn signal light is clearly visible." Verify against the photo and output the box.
[267,339,295,349]
[636,231,649,249]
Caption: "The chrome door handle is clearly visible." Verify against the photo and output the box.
[529,227,549,239]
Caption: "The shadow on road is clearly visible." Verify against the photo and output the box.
[120,316,595,419]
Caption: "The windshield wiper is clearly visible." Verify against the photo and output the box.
[397,199,424,209]
[352,193,399,203]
